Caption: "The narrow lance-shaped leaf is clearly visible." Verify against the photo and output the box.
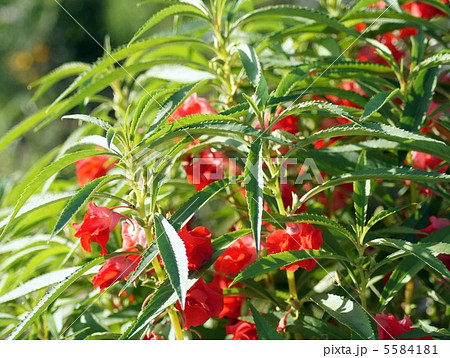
[401,67,440,133]
[244,138,264,254]
[62,114,111,131]
[154,213,189,309]
[51,174,122,237]
[146,81,202,134]
[360,89,400,122]
[238,44,268,107]
[365,203,413,232]
[0,149,116,242]
[378,256,424,309]
[369,238,450,278]
[310,293,376,340]
[353,151,370,238]
[232,250,350,285]
[7,257,104,340]
[248,303,283,340]
[169,175,243,231]
[128,4,211,45]
[294,167,450,212]
[120,241,159,294]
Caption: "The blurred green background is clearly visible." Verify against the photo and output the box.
[0,0,316,181]
[0,0,160,178]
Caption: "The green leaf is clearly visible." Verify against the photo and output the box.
[262,213,355,243]
[296,123,450,162]
[120,241,159,294]
[29,62,90,101]
[154,213,189,308]
[232,5,359,37]
[360,89,399,122]
[275,65,311,97]
[232,250,349,284]
[0,265,99,305]
[133,117,291,155]
[62,114,111,131]
[0,192,75,233]
[248,303,282,340]
[106,128,115,150]
[378,256,424,309]
[353,151,370,237]
[49,36,215,109]
[244,139,263,254]
[366,204,413,232]
[401,67,440,132]
[277,100,359,125]
[238,44,268,107]
[146,81,202,134]
[129,4,210,45]
[369,238,450,278]
[51,175,122,237]
[310,293,375,340]
[410,51,450,80]
[6,257,103,340]
[297,168,450,209]
[0,149,115,242]
[169,176,243,231]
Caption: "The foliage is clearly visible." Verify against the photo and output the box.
[0,0,449,341]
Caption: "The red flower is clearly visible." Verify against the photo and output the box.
[73,202,121,255]
[183,148,229,191]
[419,216,450,234]
[75,155,116,187]
[357,33,405,65]
[214,234,257,276]
[269,106,299,135]
[121,219,148,252]
[318,183,353,212]
[411,152,448,172]
[403,1,448,19]
[176,277,224,329]
[374,313,432,340]
[226,320,258,340]
[179,225,213,271]
[92,255,140,292]
[169,93,216,122]
[143,331,164,340]
[438,254,450,271]
[266,222,323,272]
[213,274,245,320]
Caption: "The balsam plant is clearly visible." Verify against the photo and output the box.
[0,0,449,340]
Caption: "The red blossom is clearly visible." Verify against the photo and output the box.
[374,313,432,340]
[403,1,448,19]
[75,155,116,187]
[419,216,450,234]
[176,277,224,329]
[121,219,148,252]
[357,33,405,66]
[183,148,230,191]
[169,93,216,122]
[226,320,258,340]
[143,331,164,340]
[266,222,323,272]
[269,106,299,134]
[179,225,213,271]
[212,274,246,320]
[214,234,257,276]
[411,152,448,172]
[92,255,140,292]
[73,202,121,255]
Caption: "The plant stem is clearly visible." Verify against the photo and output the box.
[404,279,414,315]
[287,270,298,300]
[131,169,185,340]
